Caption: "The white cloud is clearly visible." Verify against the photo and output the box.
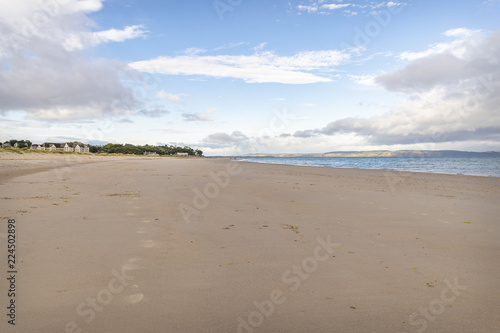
[182,109,216,122]
[305,29,500,146]
[296,1,406,16]
[381,29,496,92]
[63,25,149,51]
[349,74,378,87]
[158,91,185,104]
[201,29,500,154]
[0,0,146,121]
[130,50,350,84]
[213,41,248,51]
[203,131,248,148]
[321,4,350,10]
[399,28,482,61]
[443,27,477,38]
[343,10,358,16]
[93,25,148,44]
[184,47,207,55]
[297,5,319,13]
[0,0,103,21]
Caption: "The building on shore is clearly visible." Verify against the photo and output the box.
[29,142,90,153]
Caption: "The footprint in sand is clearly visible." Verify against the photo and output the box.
[122,263,139,271]
[125,285,144,303]
[141,240,156,248]
[122,258,141,272]
[136,228,147,234]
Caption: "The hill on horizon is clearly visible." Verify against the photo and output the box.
[236,150,500,158]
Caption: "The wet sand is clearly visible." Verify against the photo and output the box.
[1,153,499,332]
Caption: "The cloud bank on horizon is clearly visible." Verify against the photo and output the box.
[0,0,499,154]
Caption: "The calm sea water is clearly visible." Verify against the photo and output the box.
[237,157,500,177]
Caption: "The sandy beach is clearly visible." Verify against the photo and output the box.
[1,153,499,332]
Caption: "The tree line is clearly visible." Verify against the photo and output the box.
[2,140,203,156]
[3,140,32,148]
[95,143,203,156]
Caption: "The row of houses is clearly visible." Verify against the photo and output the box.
[32,143,90,153]
[2,141,90,153]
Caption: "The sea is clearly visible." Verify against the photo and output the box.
[236,157,500,178]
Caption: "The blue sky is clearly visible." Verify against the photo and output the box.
[1,0,499,155]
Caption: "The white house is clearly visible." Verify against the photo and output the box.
[74,144,90,153]
[176,152,189,157]
[30,144,46,151]
[58,143,90,153]
[63,143,73,152]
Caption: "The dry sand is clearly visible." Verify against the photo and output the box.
[0,153,499,332]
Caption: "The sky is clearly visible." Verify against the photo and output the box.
[0,0,499,155]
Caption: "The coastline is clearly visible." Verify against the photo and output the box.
[1,154,499,332]
[235,156,500,178]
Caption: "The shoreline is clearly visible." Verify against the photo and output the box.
[2,151,498,180]
[234,157,500,179]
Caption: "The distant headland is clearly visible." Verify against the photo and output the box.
[233,150,500,158]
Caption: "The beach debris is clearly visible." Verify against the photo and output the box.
[103,191,141,197]
[464,222,471,224]
[282,224,300,234]
[350,306,357,309]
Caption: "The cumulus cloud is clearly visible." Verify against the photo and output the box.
[129,50,349,84]
[0,0,146,121]
[298,29,500,146]
[377,53,470,92]
[203,131,249,148]
[210,29,500,152]
[377,29,499,93]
